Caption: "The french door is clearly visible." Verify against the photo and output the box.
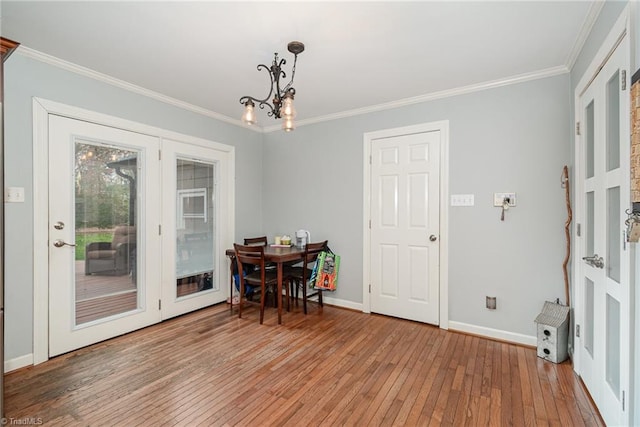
[48,115,162,357]
[369,130,441,325]
[576,34,629,426]
[47,115,231,357]
[160,139,228,319]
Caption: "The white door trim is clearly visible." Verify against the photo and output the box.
[362,121,449,329]
[32,98,236,364]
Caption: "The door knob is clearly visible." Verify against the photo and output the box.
[582,254,604,269]
[54,221,65,230]
[53,239,76,248]
[429,235,437,242]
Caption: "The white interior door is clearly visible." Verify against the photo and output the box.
[370,130,440,325]
[48,115,162,357]
[576,35,630,426]
[160,139,229,319]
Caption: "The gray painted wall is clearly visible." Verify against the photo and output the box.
[262,75,571,337]
[4,54,263,360]
[3,36,576,362]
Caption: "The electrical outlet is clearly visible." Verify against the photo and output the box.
[493,192,516,207]
[486,296,497,310]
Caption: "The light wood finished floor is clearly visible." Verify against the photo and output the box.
[5,303,604,426]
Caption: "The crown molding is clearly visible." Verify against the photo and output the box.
[15,45,264,132]
[17,45,569,135]
[565,1,605,71]
[263,65,569,132]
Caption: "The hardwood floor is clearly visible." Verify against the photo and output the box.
[5,303,604,426]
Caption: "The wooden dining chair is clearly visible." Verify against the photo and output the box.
[286,240,328,314]
[234,243,281,324]
[244,235,279,271]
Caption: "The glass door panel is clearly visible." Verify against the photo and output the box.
[176,159,217,297]
[585,100,595,179]
[606,71,620,171]
[585,277,595,358]
[75,143,139,324]
[607,186,620,283]
[606,294,621,397]
[161,139,229,319]
[586,191,595,255]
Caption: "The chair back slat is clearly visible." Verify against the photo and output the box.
[234,243,265,270]
[243,236,268,246]
[304,240,328,265]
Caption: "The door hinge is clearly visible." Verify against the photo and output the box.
[159,150,162,160]
[369,284,371,293]
[369,155,372,165]
[576,121,581,136]
[622,70,627,91]
[369,219,371,229]
[159,224,162,235]
[159,299,162,310]
[576,324,580,338]
[576,223,581,237]
[622,390,625,410]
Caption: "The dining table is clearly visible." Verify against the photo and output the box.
[225,245,305,324]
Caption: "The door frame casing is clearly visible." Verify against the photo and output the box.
[32,98,235,364]
[362,121,449,329]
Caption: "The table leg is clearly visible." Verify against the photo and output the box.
[277,262,283,324]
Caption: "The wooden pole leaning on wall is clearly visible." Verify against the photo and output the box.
[561,165,572,306]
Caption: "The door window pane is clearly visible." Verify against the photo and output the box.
[606,294,621,398]
[606,71,620,171]
[586,100,595,179]
[586,191,595,256]
[585,278,594,358]
[607,186,620,283]
[75,143,138,325]
[176,159,216,297]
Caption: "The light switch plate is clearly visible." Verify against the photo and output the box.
[5,187,25,203]
[451,194,475,206]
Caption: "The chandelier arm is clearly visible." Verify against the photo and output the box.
[281,54,299,94]
[238,62,278,116]
[238,95,276,117]
[274,57,287,100]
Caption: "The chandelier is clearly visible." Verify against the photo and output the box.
[239,41,305,132]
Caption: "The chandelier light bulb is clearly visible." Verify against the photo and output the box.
[282,116,295,132]
[241,101,257,125]
[281,96,296,118]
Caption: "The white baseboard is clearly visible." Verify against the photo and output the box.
[5,353,33,373]
[322,295,363,312]
[448,321,537,347]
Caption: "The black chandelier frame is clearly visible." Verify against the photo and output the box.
[239,41,304,120]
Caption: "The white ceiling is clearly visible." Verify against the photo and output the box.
[1,1,598,130]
